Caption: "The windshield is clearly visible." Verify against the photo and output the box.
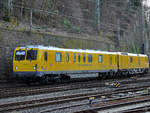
[26,50,37,60]
[15,50,26,61]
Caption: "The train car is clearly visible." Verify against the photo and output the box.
[13,45,149,84]
[118,52,149,75]
[139,54,149,73]
[13,45,118,83]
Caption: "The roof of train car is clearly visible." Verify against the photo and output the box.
[18,45,147,57]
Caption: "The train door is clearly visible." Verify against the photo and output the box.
[109,55,112,68]
[14,49,27,72]
[138,55,140,68]
[117,55,120,70]
[43,51,48,70]
[24,49,38,72]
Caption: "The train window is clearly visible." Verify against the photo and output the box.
[44,52,47,61]
[88,54,92,63]
[66,53,69,62]
[110,56,112,65]
[56,53,61,62]
[138,58,140,66]
[130,57,133,63]
[26,50,37,60]
[83,54,86,63]
[73,53,76,62]
[98,55,103,63]
[15,50,26,61]
[78,54,80,62]
[115,56,117,64]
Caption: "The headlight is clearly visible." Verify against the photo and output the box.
[33,66,36,70]
[15,66,18,70]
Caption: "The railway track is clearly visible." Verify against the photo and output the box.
[1,83,150,113]
[0,75,150,98]
[76,95,150,113]
[0,74,150,98]
[0,74,149,112]
[119,105,150,113]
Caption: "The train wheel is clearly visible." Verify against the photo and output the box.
[98,73,103,80]
[25,80,31,86]
[55,78,62,84]
[102,74,107,79]
[110,71,114,78]
[40,75,50,85]
[61,74,71,83]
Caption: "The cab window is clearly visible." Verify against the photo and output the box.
[26,50,37,60]
[15,50,26,61]
[56,53,61,62]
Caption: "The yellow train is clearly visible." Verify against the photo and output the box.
[13,45,149,84]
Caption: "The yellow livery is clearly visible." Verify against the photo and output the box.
[13,45,149,84]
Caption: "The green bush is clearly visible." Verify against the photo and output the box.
[72,26,81,33]
[62,18,71,28]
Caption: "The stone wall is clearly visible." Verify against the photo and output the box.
[0,28,115,81]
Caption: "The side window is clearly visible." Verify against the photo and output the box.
[83,54,86,63]
[138,57,140,66]
[66,53,69,62]
[130,57,133,63]
[78,54,80,62]
[56,53,61,62]
[110,56,112,65]
[73,53,76,62]
[115,56,117,64]
[88,54,92,63]
[44,52,47,61]
[98,55,103,63]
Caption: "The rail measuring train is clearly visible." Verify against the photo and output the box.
[13,45,149,84]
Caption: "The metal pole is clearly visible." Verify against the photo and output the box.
[7,0,13,16]
[117,19,120,50]
[139,0,145,54]
[8,0,10,16]
[95,0,100,30]
[97,0,100,30]
[10,0,13,15]
[30,9,33,33]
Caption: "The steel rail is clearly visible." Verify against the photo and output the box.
[0,84,150,112]
[0,75,150,98]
